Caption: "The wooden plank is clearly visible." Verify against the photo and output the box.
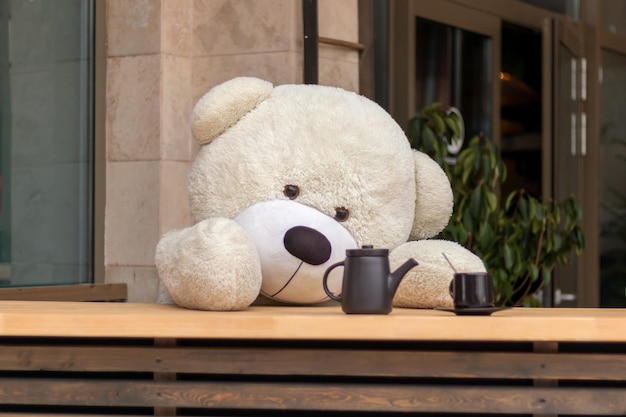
[0,411,137,417]
[1,301,626,341]
[0,379,624,414]
[0,415,140,417]
[0,345,624,381]
[0,284,127,302]
[533,342,559,417]
[153,338,177,417]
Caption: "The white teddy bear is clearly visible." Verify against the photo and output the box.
[155,76,486,311]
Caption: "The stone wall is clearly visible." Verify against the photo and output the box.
[103,0,359,301]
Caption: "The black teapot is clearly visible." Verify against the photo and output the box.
[322,245,418,314]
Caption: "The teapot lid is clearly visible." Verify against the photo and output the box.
[346,245,389,257]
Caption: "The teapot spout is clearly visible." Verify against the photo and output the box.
[388,258,419,295]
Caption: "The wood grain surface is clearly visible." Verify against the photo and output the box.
[0,301,625,341]
[0,379,624,414]
[0,345,624,380]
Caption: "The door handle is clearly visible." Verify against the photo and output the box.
[581,112,586,156]
[571,113,577,156]
[555,288,577,305]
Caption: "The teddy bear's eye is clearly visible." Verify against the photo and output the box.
[283,184,300,200]
[334,207,350,222]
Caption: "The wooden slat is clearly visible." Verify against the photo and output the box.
[152,338,177,417]
[0,379,624,414]
[533,342,559,417]
[0,284,127,302]
[0,415,140,417]
[1,301,626,341]
[0,415,141,417]
[0,345,624,381]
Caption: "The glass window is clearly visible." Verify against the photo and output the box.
[0,0,93,287]
[600,49,626,307]
[415,17,493,145]
[600,0,626,36]
[518,0,580,20]
[500,22,543,199]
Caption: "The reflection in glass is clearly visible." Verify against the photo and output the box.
[518,0,580,20]
[600,0,626,36]
[414,17,493,150]
[552,37,580,306]
[500,23,543,199]
[0,0,93,287]
[600,49,626,307]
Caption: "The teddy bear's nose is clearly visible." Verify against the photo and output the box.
[283,226,332,266]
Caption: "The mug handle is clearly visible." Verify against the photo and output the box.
[449,279,454,298]
[322,261,344,301]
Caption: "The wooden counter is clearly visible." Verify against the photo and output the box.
[1,301,625,341]
[0,301,625,416]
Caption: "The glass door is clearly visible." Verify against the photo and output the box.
[598,41,626,307]
[551,19,585,307]
[389,0,500,153]
[388,0,622,308]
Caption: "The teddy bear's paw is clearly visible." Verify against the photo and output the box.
[390,240,486,309]
[155,218,262,311]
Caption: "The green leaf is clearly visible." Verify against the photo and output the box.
[473,146,481,171]
[503,243,514,270]
[535,204,544,221]
[430,112,447,134]
[528,198,537,219]
[458,224,468,245]
[485,190,497,212]
[519,197,529,220]
[553,204,561,224]
[477,223,495,251]
[422,123,437,151]
[462,158,473,184]
[471,186,483,219]
[575,228,585,251]
[504,192,517,211]
[529,264,539,280]
[444,115,461,138]
[482,154,492,181]
[407,118,423,147]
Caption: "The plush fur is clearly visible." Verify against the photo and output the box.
[155,77,486,310]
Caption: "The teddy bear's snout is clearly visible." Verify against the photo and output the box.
[283,226,332,266]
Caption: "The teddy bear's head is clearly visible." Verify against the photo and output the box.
[186,77,453,305]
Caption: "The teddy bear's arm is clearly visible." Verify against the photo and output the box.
[155,218,262,310]
[390,240,487,309]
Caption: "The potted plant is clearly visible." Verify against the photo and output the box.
[407,103,585,306]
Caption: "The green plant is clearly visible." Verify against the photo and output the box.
[407,103,585,306]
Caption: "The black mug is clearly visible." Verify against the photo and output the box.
[449,272,495,309]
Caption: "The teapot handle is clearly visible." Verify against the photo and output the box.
[322,261,344,301]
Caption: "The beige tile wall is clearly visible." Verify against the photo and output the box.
[318,0,359,91]
[104,0,359,302]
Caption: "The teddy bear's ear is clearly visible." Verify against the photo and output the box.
[191,77,273,146]
[410,150,454,240]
